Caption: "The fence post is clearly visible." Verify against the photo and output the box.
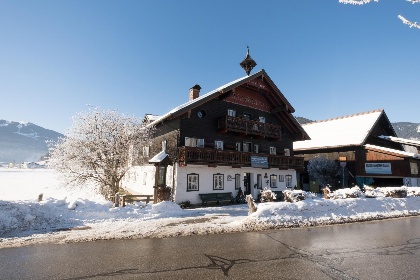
[115,192,120,207]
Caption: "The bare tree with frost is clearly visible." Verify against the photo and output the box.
[48,107,153,199]
[307,156,340,189]
[340,0,420,29]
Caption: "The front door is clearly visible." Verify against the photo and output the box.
[244,173,251,195]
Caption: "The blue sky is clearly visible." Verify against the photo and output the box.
[1,0,419,133]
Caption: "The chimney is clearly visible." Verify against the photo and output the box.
[189,84,201,101]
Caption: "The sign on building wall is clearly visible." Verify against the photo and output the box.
[365,163,392,174]
[251,156,268,168]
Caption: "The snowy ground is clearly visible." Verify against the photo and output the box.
[1,169,420,249]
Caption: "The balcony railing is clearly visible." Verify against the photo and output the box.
[217,115,282,139]
[178,146,304,170]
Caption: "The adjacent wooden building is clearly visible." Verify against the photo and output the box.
[293,109,420,191]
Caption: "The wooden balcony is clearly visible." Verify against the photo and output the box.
[178,146,304,170]
[217,115,282,140]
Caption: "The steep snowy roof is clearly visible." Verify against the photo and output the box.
[294,110,384,151]
[145,114,161,122]
[378,135,420,148]
[364,144,420,159]
[147,72,263,128]
[149,151,168,163]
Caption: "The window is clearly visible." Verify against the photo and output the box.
[213,174,224,190]
[162,140,167,152]
[185,137,196,147]
[284,148,290,156]
[270,147,276,155]
[158,166,166,186]
[286,175,292,188]
[410,162,418,175]
[236,142,241,151]
[228,109,236,117]
[143,146,150,157]
[215,141,223,150]
[270,175,277,188]
[196,139,204,148]
[143,172,147,185]
[235,174,241,189]
[259,116,265,123]
[257,174,262,189]
[243,113,252,120]
[243,142,252,153]
[187,174,199,191]
[254,144,259,154]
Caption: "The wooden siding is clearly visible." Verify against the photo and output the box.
[179,98,295,156]
[364,114,403,150]
[355,149,419,178]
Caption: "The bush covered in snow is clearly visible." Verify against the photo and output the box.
[283,190,315,203]
[364,186,420,198]
[323,185,362,199]
[260,188,276,202]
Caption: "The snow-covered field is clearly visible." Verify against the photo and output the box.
[1,169,420,249]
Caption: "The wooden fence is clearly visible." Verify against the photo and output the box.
[114,193,154,207]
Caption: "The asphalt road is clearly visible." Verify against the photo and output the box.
[1,216,420,280]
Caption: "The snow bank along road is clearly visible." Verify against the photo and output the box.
[1,169,420,249]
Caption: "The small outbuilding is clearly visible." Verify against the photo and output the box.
[293,109,420,190]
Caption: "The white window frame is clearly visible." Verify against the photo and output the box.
[143,146,150,157]
[270,147,276,155]
[257,174,262,189]
[213,174,224,190]
[254,144,259,154]
[215,141,223,150]
[235,174,241,189]
[284,148,290,156]
[187,173,199,191]
[162,140,167,152]
[236,142,241,152]
[243,142,252,153]
[228,109,236,117]
[143,172,147,185]
[259,116,265,123]
[196,138,204,148]
[286,175,293,188]
[270,175,277,188]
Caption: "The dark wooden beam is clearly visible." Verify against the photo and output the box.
[271,105,289,114]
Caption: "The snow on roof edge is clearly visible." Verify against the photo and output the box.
[364,144,420,159]
[301,109,384,126]
[149,151,169,163]
[379,135,420,147]
[146,70,266,128]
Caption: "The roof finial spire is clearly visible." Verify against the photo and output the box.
[240,46,257,76]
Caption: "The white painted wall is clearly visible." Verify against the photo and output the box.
[122,165,155,195]
[173,164,297,204]
[404,177,420,187]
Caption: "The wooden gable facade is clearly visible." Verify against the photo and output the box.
[145,70,309,170]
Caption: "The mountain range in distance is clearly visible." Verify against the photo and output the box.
[0,120,63,163]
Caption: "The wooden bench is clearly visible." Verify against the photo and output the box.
[199,192,234,206]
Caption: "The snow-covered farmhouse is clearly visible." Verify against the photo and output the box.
[125,66,310,204]
[293,109,420,191]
